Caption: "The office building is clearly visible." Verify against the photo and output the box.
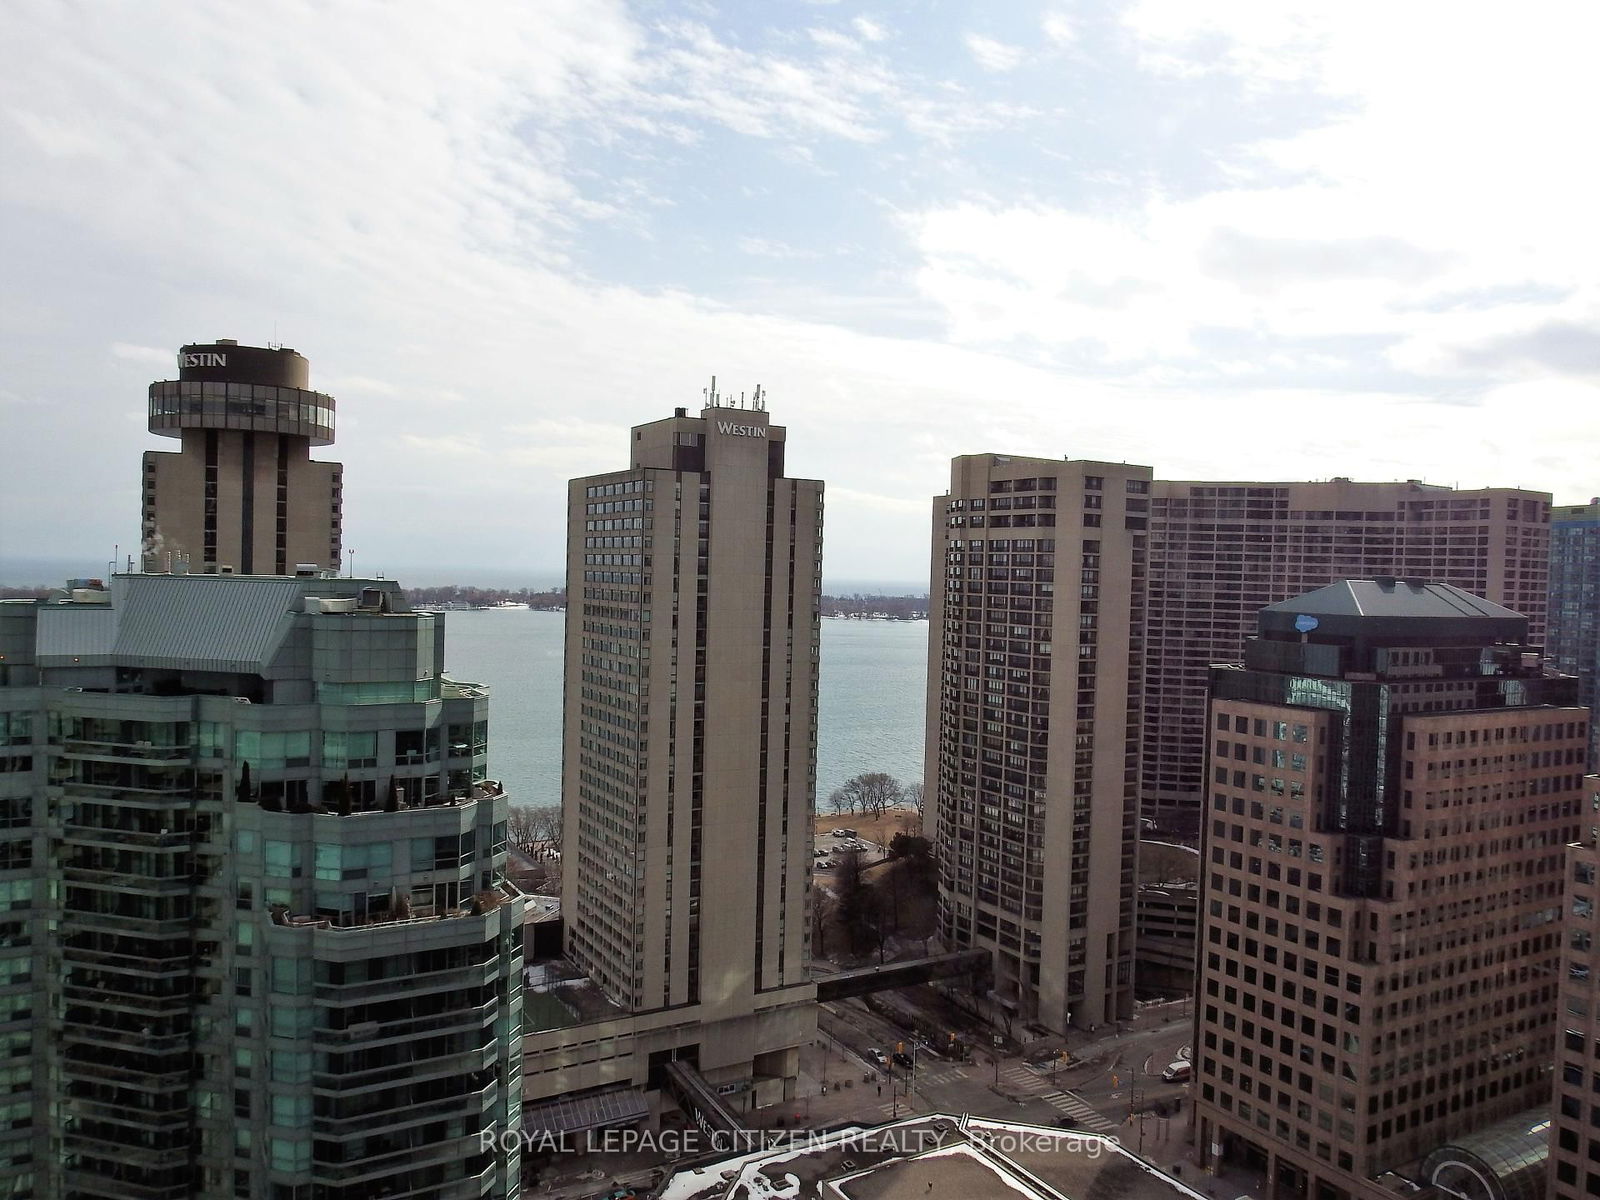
[0,573,525,1199]
[1549,499,1599,771]
[142,340,342,575]
[548,396,821,1099]
[1144,480,1551,825]
[1552,774,1600,1199]
[1194,578,1589,1200]
[925,454,1152,1034]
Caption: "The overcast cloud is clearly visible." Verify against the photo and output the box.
[2,0,1595,588]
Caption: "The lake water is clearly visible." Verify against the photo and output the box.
[438,609,928,810]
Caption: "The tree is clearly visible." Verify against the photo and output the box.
[832,848,871,955]
[901,782,925,833]
[832,772,903,821]
[507,804,561,851]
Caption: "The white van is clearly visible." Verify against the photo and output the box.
[1162,1061,1192,1082]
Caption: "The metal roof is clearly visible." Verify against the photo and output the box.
[108,574,305,672]
[35,606,116,664]
[1261,578,1522,621]
[522,1086,649,1136]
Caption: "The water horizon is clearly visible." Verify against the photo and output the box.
[439,608,926,811]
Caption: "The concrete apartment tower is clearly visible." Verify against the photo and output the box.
[142,340,342,575]
[560,396,821,1089]
[0,575,525,1199]
[925,454,1152,1034]
[1549,499,1599,771]
[1552,774,1600,1199]
[1143,481,1551,827]
[1195,579,1589,1200]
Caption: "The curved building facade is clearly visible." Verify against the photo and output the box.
[141,340,343,575]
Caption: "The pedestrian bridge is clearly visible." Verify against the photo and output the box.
[814,949,991,1002]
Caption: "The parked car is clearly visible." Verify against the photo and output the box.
[831,828,856,838]
[892,1051,914,1069]
[867,1048,889,1067]
[816,859,835,869]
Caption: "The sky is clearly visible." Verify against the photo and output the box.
[2,0,1596,590]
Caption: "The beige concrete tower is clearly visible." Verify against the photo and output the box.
[141,341,342,575]
[1143,480,1551,826]
[925,454,1152,1034]
[561,396,821,1086]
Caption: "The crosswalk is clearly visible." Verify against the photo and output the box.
[999,1065,1053,1095]
[916,1065,968,1087]
[1037,1089,1119,1135]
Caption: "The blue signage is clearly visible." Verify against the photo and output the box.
[1294,614,1319,634]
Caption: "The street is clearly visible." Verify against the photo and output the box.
[817,994,1194,1142]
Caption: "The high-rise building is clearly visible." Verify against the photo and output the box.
[1549,499,1599,771]
[558,397,821,1089]
[0,573,525,1199]
[924,454,1152,1033]
[1194,578,1589,1200]
[1144,481,1551,826]
[1552,774,1600,1200]
[142,340,343,576]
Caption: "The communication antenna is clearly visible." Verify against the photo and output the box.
[710,375,718,405]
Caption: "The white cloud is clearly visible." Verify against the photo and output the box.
[1,0,1595,591]
[852,17,889,43]
[963,33,1025,72]
[1041,10,1077,47]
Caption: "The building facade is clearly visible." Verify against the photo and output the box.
[1552,775,1600,1199]
[556,398,821,1096]
[142,341,342,576]
[1549,499,1599,771]
[1194,579,1588,1200]
[0,573,524,1199]
[1144,481,1551,826]
[925,454,1151,1033]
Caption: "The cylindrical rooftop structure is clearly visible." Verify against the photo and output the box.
[148,339,335,446]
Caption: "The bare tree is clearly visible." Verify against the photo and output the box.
[507,804,562,853]
[901,782,925,833]
[526,805,561,849]
[833,772,903,821]
[506,805,537,849]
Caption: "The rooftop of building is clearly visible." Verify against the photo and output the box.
[1261,578,1522,622]
[658,1114,1203,1200]
[0,573,466,683]
[523,957,630,1030]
